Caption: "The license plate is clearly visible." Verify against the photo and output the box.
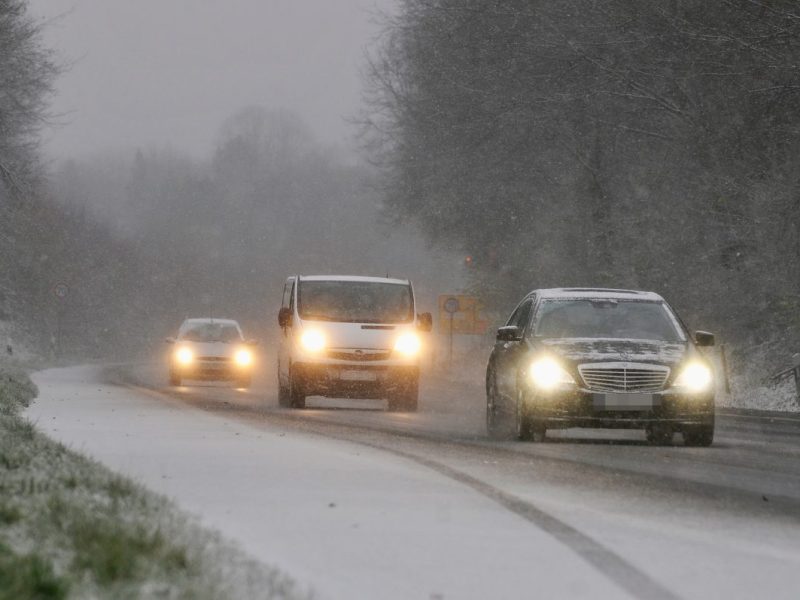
[593,392,656,410]
[339,370,376,382]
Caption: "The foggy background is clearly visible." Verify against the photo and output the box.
[2,0,799,398]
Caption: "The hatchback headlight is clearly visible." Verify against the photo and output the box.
[673,362,713,393]
[234,348,253,367]
[300,329,326,353]
[394,333,421,357]
[529,357,575,390]
[175,347,193,365]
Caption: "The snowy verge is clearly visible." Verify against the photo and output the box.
[0,363,309,599]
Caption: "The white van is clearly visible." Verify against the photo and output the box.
[277,275,432,411]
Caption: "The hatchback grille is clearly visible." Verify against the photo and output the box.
[327,349,392,362]
[578,363,669,392]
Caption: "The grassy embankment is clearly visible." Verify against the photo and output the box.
[0,364,308,599]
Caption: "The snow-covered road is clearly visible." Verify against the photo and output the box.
[29,364,800,600]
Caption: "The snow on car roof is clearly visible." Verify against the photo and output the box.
[298,275,410,285]
[181,318,240,325]
[535,288,665,301]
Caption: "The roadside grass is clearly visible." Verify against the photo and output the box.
[0,365,309,599]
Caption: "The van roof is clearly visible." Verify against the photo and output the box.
[298,275,410,285]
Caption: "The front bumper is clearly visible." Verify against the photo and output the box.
[524,387,714,429]
[171,361,251,381]
[293,362,418,399]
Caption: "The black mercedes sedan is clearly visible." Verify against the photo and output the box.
[485,288,716,446]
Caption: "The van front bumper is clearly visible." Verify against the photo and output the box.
[293,362,419,399]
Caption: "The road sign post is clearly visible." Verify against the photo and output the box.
[52,283,69,359]
[443,297,460,369]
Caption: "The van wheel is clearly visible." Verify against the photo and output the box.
[236,376,251,389]
[388,380,418,412]
[169,371,181,386]
[684,426,714,447]
[289,369,306,409]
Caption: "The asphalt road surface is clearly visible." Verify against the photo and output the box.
[29,360,800,600]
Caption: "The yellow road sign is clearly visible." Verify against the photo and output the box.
[438,294,488,335]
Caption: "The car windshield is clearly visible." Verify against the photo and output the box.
[533,299,685,342]
[179,323,242,343]
[298,281,414,323]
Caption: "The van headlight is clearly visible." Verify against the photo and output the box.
[394,332,422,357]
[300,329,326,353]
[175,347,193,365]
[234,348,253,367]
[529,357,575,390]
[673,362,713,393]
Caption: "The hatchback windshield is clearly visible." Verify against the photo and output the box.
[298,281,413,323]
[533,299,684,342]
[179,323,242,343]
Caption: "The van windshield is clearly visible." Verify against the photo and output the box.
[298,281,414,323]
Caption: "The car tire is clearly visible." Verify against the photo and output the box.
[683,426,714,447]
[236,376,251,389]
[289,368,306,409]
[278,371,291,408]
[646,425,673,445]
[169,370,180,386]
[486,369,516,440]
[388,378,419,412]
[515,388,532,441]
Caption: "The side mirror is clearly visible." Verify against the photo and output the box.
[246,339,259,346]
[165,337,176,344]
[417,312,433,333]
[695,331,715,347]
[496,326,522,342]
[278,307,293,328]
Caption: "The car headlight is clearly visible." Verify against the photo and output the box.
[529,357,575,390]
[394,332,421,357]
[234,348,253,367]
[175,347,193,365]
[673,362,713,393]
[300,329,326,353]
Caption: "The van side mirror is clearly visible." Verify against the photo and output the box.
[278,307,293,328]
[165,337,176,344]
[695,331,715,347]
[496,326,522,342]
[417,312,433,332]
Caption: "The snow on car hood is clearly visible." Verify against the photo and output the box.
[540,338,687,366]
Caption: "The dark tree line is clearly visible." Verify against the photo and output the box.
[362,0,800,371]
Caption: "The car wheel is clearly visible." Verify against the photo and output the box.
[169,370,180,386]
[515,388,532,441]
[388,379,419,412]
[236,376,251,389]
[486,369,514,440]
[277,368,290,408]
[646,425,673,445]
[683,426,714,447]
[289,368,306,409]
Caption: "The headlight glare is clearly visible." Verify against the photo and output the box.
[529,357,575,390]
[175,347,193,365]
[674,362,713,392]
[234,348,253,367]
[300,329,326,353]
[394,332,421,357]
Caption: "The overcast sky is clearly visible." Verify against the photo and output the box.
[27,0,394,160]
